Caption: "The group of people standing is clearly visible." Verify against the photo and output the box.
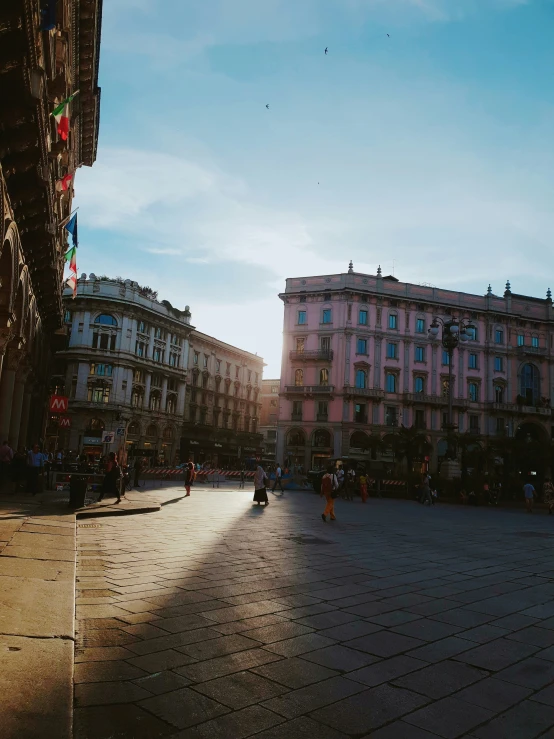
[0,440,56,496]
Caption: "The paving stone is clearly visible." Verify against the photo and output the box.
[311,683,428,734]
[394,659,487,698]
[150,614,216,634]
[193,670,287,709]
[506,625,554,648]
[460,625,510,644]
[200,601,287,624]
[347,655,429,687]
[302,644,379,672]
[139,686,228,730]
[404,695,494,738]
[252,656,339,688]
[172,705,284,739]
[132,670,191,694]
[392,619,463,642]
[368,611,422,628]
[74,704,173,739]
[121,623,170,640]
[251,715,349,738]
[430,608,495,628]
[77,629,138,648]
[456,677,533,711]
[175,648,281,683]
[264,633,336,657]
[407,600,460,616]
[77,618,125,631]
[343,601,397,618]
[294,611,358,630]
[317,619,383,642]
[345,631,424,657]
[407,636,475,663]
[491,613,540,631]
[74,660,149,684]
[75,646,137,663]
[128,649,198,673]
[262,676,364,718]
[116,612,159,624]
[178,633,262,660]
[454,639,539,671]
[495,656,554,689]
[370,721,448,738]
[210,613,288,635]
[75,681,152,706]
[241,621,313,644]
[125,627,222,656]
[471,699,554,739]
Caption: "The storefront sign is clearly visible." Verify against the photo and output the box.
[102,431,115,443]
[83,436,102,445]
[59,416,71,428]
[49,395,68,413]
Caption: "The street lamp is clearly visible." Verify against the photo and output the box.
[429,316,476,459]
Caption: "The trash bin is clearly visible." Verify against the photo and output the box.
[69,474,88,508]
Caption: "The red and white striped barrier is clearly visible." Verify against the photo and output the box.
[142,468,256,480]
[367,479,406,487]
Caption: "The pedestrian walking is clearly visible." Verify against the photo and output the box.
[253,465,269,506]
[184,462,195,496]
[543,479,554,515]
[524,480,536,513]
[0,440,13,491]
[133,457,143,488]
[359,472,368,503]
[98,452,122,504]
[272,463,284,493]
[321,464,338,522]
[239,466,245,490]
[26,444,44,496]
[420,478,433,506]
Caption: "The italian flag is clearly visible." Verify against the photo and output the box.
[66,274,77,299]
[64,245,77,274]
[56,173,73,192]
[51,91,79,141]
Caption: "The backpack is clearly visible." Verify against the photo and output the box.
[321,474,333,496]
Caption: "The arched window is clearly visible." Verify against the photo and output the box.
[414,377,424,394]
[355,369,367,389]
[94,314,117,326]
[149,391,161,412]
[350,431,369,451]
[127,422,140,438]
[287,429,305,447]
[163,427,174,441]
[86,418,105,432]
[313,430,331,448]
[494,385,504,403]
[166,396,176,414]
[295,369,303,386]
[520,363,540,405]
[131,388,143,408]
[320,368,329,386]
[146,424,158,438]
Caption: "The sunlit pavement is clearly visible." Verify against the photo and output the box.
[74,486,554,738]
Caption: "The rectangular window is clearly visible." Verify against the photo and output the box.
[194,352,199,365]
[359,309,368,326]
[354,403,367,423]
[496,417,506,434]
[385,406,398,426]
[442,412,448,429]
[494,357,503,372]
[318,401,328,420]
[292,400,302,418]
[415,346,425,363]
[415,409,425,429]
[153,348,162,363]
[357,338,368,354]
[468,353,478,369]
[296,338,305,353]
[320,336,331,352]
[169,353,178,367]
[385,373,397,393]
[135,341,144,358]
[387,342,398,359]
[320,368,329,385]
[88,385,110,404]
[469,382,479,402]
[226,362,231,375]
[469,414,479,431]
[532,336,539,348]
[517,334,524,347]
[495,329,504,344]
[442,350,450,365]
[322,309,332,324]
[216,360,221,372]
[388,314,398,330]
[416,318,425,333]
[298,310,307,325]
[203,355,208,367]
[138,320,147,334]
[414,376,424,394]
[236,365,240,378]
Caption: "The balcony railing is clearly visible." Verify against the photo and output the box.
[491,402,551,416]
[515,345,547,356]
[316,413,329,422]
[291,412,303,421]
[343,386,385,399]
[286,385,335,395]
[404,393,444,406]
[289,350,334,362]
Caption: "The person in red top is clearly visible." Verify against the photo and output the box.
[321,465,338,522]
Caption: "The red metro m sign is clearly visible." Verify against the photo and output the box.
[49,395,69,413]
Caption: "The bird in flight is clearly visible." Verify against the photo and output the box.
[387,34,390,37]
[266,104,269,109]
[325,47,328,55]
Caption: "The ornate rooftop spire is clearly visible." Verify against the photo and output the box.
[504,280,511,295]
[377,265,382,277]
[348,260,353,273]
[487,284,492,295]
[547,287,552,301]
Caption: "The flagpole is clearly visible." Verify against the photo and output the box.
[59,207,79,229]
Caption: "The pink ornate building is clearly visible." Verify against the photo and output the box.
[276,263,554,472]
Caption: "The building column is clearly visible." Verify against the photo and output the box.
[18,387,33,450]
[161,377,168,412]
[144,372,152,410]
[8,370,28,448]
[0,349,23,443]
[177,381,186,416]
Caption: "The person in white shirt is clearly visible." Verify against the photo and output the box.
[272,463,284,493]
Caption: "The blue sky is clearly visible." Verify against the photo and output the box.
[74,0,554,377]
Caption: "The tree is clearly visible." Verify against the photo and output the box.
[391,425,431,490]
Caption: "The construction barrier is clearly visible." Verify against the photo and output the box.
[141,468,256,481]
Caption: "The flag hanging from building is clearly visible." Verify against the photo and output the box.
[51,91,79,141]
[56,173,73,192]
[66,274,77,299]
[64,212,78,247]
[64,246,77,274]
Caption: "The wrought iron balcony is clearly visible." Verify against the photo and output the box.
[491,402,551,416]
[515,345,547,356]
[291,412,303,421]
[343,386,385,399]
[285,385,335,395]
[316,413,329,422]
[404,393,444,406]
[289,350,334,362]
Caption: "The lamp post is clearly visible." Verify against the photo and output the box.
[429,317,475,459]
